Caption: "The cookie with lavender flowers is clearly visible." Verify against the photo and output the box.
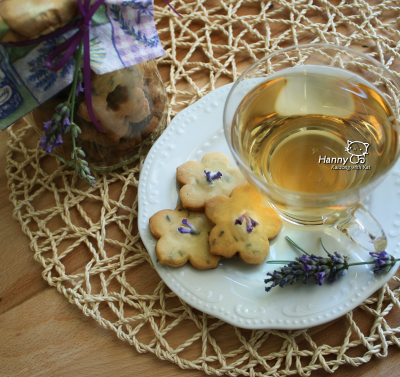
[177,152,247,212]
[77,68,150,143]
[77,86,149,142]
[149,205,220,269]
[204,184,282,264]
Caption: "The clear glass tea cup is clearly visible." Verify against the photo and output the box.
[224,44,400,252]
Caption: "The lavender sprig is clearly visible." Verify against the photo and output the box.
[39,42,95,187]
[39,104,70,153]
[204,170,222,183]
[264,237,400,292]
[178,219,200,235]
[366,251,396,275]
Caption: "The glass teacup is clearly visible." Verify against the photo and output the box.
[224,44,400,252]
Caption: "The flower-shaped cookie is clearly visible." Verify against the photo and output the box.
[77,67,149,143]
[205,184,282,264]
[78,86,148,141]
[149,205,220,269]
[177,152,247,212]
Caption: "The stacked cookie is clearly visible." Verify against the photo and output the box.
[149,152,282,269]
[76,64,166,161]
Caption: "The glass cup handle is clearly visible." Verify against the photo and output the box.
[323,203,387,252]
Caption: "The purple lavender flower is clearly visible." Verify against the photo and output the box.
[265,252,342,292]
[330,252,344,263]
[235,214,245,225]
[246,216,259,232]
[265,239,349,292]
[75,81,84,96]
[299,254,311,263]
[54,133,64,148]
[265,260,309,292]
[265,237,400,293]
[42,120,53,132]
[178,227,192,234]
[249,217,259,227]
[370,251,396,275]
[204,170,222,183]
[178,219,200,235]
[63,116,71,129]
[39,103,72,153]
[315,271,327,286]
[328,268,347,283]
[45,141,54,154]
[301,263,314,272]
[40,126,63,153]
[235,213,258,233]
[245,220,253,233]
[182,219,194,229]
[38,136,47,149]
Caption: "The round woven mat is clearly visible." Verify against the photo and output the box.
[6,0,400,375]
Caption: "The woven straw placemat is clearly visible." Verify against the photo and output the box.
[6,0,400,376]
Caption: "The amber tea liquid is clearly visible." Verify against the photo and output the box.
[234,66,399,196]
[232,66,400,224]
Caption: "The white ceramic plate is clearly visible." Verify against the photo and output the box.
[138,84,400,330]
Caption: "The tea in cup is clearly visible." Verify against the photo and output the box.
[224,44,400,251]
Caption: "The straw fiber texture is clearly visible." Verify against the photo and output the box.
[6,0,400,376]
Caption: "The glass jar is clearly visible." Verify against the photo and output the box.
[26,59,168,171]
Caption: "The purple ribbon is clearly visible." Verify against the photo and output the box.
[50,0,106,132]
[163,0,183,18]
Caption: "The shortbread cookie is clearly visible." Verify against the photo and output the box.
[90,67,143,96]
[149,205,220,269]
[77,86,148,141]
[77,67,150,143]
[205,184,282,264]
[177,152,247,212]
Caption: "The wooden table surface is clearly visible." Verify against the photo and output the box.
[2,1,400,375]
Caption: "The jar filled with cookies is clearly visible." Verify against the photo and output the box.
[26,59,167,171]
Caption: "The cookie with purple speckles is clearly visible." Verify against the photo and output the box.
[149,205,220,269]
[177,152,247,212]
[205,184,282,264]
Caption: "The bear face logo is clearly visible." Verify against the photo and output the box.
[345,140,369,164]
